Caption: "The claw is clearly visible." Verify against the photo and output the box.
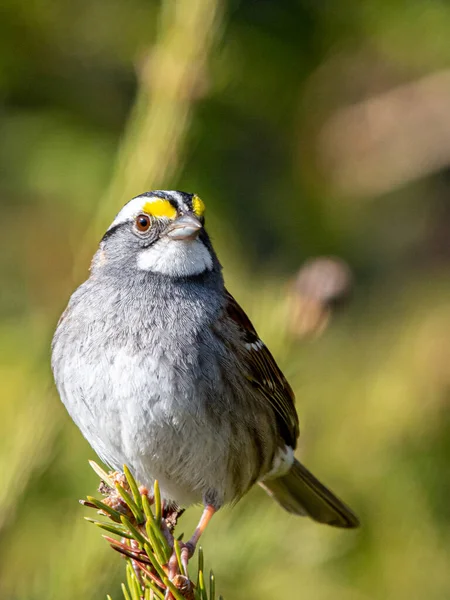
[168,550,179,580]
[180,542,196,575]
[163,504,216,600]
[167,505,216,580]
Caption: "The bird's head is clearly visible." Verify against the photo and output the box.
[92,190,220,279]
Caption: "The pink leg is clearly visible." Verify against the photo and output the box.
[180,505,216,573]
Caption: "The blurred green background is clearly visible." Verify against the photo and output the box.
[2,1,450,598]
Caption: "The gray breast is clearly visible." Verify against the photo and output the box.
[52,272,276,507]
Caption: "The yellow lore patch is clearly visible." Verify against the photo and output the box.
[192,194,205,217]
[142,199,177,219]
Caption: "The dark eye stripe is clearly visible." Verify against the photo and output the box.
[100,223,123,242]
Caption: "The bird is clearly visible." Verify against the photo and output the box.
[52,190,359,564]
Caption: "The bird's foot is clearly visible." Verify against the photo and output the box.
[164,573,195,600]
[180,541,196,575]
[167,540,195,579]
[167,504,216,580]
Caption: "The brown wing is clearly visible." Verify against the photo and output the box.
[224,290,299,448]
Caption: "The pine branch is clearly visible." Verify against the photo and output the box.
[81,462,222,600]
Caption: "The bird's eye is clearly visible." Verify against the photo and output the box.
[135,214,151,232]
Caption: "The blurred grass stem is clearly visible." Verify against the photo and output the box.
[77,0,224,277]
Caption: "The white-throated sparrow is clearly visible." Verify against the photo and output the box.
[52,190,359,563]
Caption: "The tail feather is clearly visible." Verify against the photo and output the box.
[260,458,359,529]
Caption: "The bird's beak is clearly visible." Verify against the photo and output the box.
[165,214,202,241]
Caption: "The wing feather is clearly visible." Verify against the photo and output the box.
[224,290,299,448]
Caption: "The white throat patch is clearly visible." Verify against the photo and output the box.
[137,237,213,276]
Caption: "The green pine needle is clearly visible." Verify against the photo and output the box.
[115,483,144,523]
[174,539,185,576]
[210,570,215,600]
[198,570,208,600]
[84,464,224,599]
[143,543,167,583]
[89,460,115,488]
[123,465,143,510]
[147,580,165,600]
[153,480,162,525]
[142,497,171,558]
[125,564,136,600]
[126,562,142,600]
[163,577,186,600]
[85,517,134,539]
[146,526,167,565]
[197,546,204,589]
[120,515,148,546]
[150,519,171,560]
[141,493,155,522]
[86,496,123,523]
[121,583,131,600]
